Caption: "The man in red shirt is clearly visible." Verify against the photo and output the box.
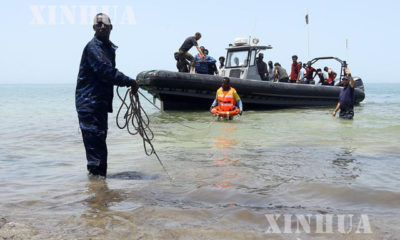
[305,61,317,84]
[290,55,301,83]
[324,66,337,86]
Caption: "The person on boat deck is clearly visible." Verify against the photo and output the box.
[204,49,219,75]
[332,68,355,119]
[324,66,337,86]
[305,61,317,84]
[298,62,307,83]
[273,63,289,83]
[316,69,328,85]
[218,56,225,70]
[268,61,274,81]
[210,77,243,115]
[75,13,138,177]
[289,55,301,83]
[195,49,217,74]
[178,33,204,73]
[256,53,268,81]
[174,52,189,72]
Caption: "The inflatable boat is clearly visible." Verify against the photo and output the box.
[136,38,365,110]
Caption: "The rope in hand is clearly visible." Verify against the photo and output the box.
[116,86,173,181]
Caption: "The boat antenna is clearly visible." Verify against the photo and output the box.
[305,12,310,59]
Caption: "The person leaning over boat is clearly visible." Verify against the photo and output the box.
[289,55,301,83]
[272,63,289,83]
[332,68,355,120]
[75,13,138,177]
[178,32,204,73]
[210,77,243,115]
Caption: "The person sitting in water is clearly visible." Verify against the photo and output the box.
[210,77,243,115]
[195,49,217,74]
[324,66,337,86]
[332,68,355,119]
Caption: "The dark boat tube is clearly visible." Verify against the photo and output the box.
[137,70,365,110]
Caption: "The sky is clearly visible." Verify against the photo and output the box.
[0,0,399,84]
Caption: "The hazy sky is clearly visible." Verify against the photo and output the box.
[0,0,399,84]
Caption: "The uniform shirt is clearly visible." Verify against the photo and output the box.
[339,85,355,110]
[179,36,198,52]
[76,37,134,113]
[195,54,216,74]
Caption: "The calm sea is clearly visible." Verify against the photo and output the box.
[0,83,399,239]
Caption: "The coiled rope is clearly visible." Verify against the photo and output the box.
[116,86,173,181]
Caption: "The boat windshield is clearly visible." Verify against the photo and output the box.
[226,50,249,68]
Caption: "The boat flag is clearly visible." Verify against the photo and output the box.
[305,14,309,24]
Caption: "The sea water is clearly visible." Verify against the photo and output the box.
[0,83,399,239]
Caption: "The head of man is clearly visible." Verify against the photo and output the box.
[268,61,273,67]
[274,62,281,67]
[307,61,312,67]
[302,63,306,68]
[204,49,209,56]
[195,32,202,41]
[258,53,264,60]
[200,46,205,52]
[93,13,112,41]
[219,56,225,64]
[292,55,298,63]
[222,77,230,91]
[341,76,349,86]
[323,66,329,72]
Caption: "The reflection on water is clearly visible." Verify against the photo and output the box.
[0,84,400,239]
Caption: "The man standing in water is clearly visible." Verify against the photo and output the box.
[332,68,355,119]
[75,13,138,177]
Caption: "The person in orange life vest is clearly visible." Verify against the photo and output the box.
[324,66,337,86]
[289,55,301,83]
[210,77,243,114]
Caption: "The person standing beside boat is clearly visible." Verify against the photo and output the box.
[178,32,204,73]
[75,13,138,177]
[289,55,301,83]
[332,68,355,119]
[210,77,243,115]
[273,63,289,83]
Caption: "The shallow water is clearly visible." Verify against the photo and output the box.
[0,83,399,239]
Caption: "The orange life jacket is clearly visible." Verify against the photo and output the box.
[217,87,236,111]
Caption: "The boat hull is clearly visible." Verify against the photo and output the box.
[136,70,365,110]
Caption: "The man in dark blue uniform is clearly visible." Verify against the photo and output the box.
[332,68,355,119]
[76,13,138,177]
